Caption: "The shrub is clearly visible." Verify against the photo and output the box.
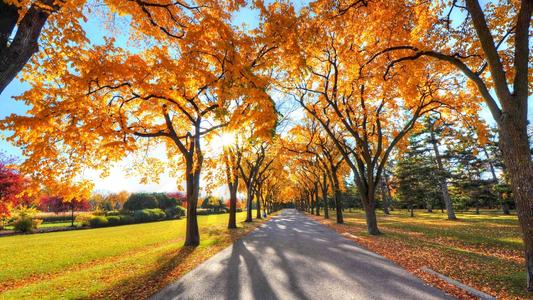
[164,205,186,219]
[106,216,122,226]
[124,193,158,211]
[119,215,134,224]
[105,210,121,216]
[196,208,227,215]
[133,210,150,222]
[89,216,108,227]
[236,208,243,212]
[12,207,41,233]
[176,205,186,217]
[133,208,165,222]
[153,193,178,210]
[38,215,72,222]
[201,196,225,211]
[13,217,42,233]
[75,213,93,227]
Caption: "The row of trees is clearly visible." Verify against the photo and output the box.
[0,0,531,291]
[263,0,532,290]
[2,0,286,246]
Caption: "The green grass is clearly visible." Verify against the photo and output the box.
[332,209,527,298]
[0,211,265,299]
[4,221,79,230]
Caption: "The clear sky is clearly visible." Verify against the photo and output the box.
[0,2,530,194]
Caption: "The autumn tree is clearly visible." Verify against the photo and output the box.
[360,0,532,289]
[0,154,32,225]
[272,6,465,234]
[238,138,277,222]
[221,135,242,228]
[284,120,347,222]
[1,0,239,95]
[2,7,274,246]
[39,195,89,226]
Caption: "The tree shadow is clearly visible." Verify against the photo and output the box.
[152,209,452,300]
[89,246,196,300]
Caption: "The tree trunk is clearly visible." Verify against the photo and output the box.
[430,127,457,220]
[71,203,74,227]
[256,189,262,219]
[361,192,380,235]
[334,188,343,223]
[502,201,511,215]
[323,173,329,219]
[0,0,61,95]
[314,182,320,216]
[380,177,390,214]
[385,173,394,211]
[228,183,238,229]
[184,166,201,247]
[498,117,533,291]
[245,183,253,222]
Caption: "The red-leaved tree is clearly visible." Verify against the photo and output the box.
[39,195,90,226]
[0,154,30,221]
[167,192,187,208]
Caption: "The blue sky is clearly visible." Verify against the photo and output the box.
[0,2,530,193]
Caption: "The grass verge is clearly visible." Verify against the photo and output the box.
[0,210,271,299]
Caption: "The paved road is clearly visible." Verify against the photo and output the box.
[152,209,453,300]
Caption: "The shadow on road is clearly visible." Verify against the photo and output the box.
[152,209,452,300]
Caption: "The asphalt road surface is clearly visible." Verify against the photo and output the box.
[152,209,453,300]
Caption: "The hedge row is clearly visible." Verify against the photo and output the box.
[37,214,80,223]
[86,206,243,228]
[88,207,185,228]
[196,208,242,215]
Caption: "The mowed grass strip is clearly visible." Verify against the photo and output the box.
[4,221,80,230]
[0,211,268,299]
[309,210,527,299]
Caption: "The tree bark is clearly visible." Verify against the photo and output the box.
[498,117,533,292]
[227,182,238,229]
[322,173,329,219]
[256,188,262,219]
[245,182,254,222]
[71,203,74,227]
[334,188,343,223]
[385,173,394,211]
[184,162,201,247]
[314,182,320,216]
[0,0,61,95]
[331,173,343,223]
[502,202,511,215]
[429,127,456,220]
[361,191,380,234]
[380,177,390,214]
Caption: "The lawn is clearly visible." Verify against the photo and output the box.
[0,211,267,299]
[309,209,527,299]
[4,221,79,230]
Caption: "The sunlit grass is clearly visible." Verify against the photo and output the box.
[0,211,266,299]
